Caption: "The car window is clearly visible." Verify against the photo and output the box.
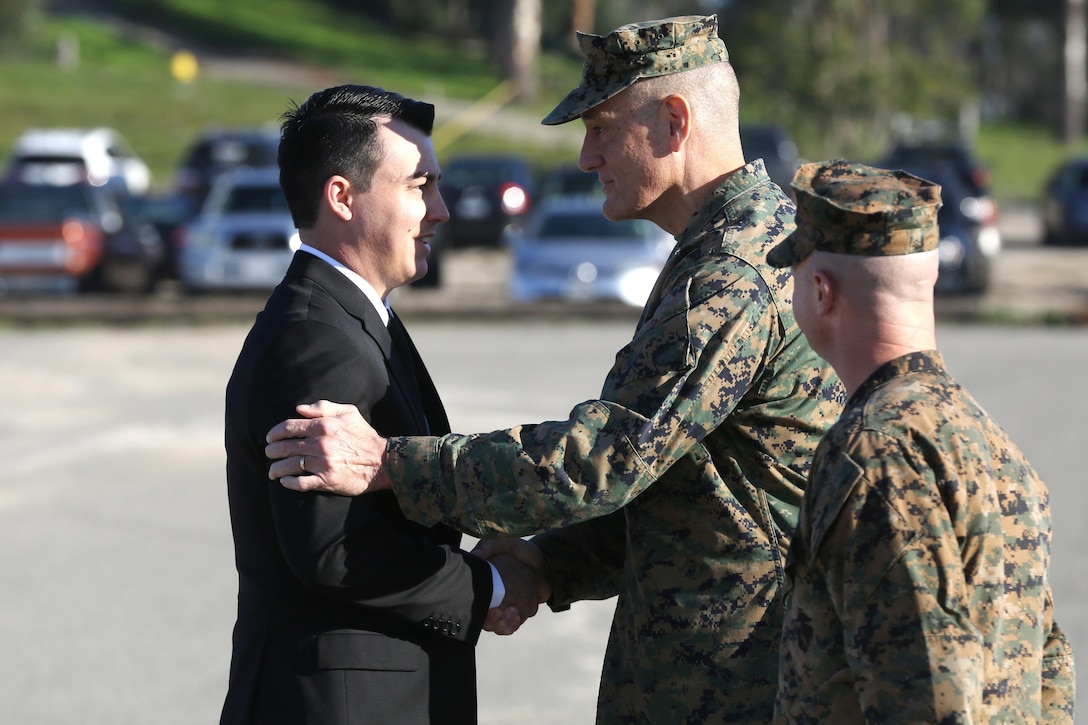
[188,138,279,170]
[443,161,528,188]
[1058,164,1088,190]
[538,211,646,239]
[0,185,93,222]
[224,184,289,214]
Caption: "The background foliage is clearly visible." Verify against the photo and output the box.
[1,0,1087,203]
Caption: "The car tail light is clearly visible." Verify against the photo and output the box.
[172,226,189,250]
[61,220,104,274]
[972,166,991,193]
[500,182,530,215]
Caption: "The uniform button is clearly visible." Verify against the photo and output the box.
[451,622,462,636]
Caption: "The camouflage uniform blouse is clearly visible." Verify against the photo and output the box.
[776,351,1077,723]
[387,161,844,722]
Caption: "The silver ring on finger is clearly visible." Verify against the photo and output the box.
[299,455,306,473]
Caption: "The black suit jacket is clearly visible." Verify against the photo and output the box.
[220,252,491,725]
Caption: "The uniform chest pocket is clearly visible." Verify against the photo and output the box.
[608,305,694,389]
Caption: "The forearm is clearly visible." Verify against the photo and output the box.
[387,399,658,536]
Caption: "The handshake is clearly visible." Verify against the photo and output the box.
[475,537,551,636]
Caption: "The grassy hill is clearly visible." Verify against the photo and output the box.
[2,0,1086,203]
[0,0,584,190]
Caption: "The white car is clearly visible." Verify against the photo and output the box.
[507,195,675,308]
[5,127,152,195]
[176,167,300,291]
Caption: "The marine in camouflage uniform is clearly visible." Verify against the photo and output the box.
[768,161,1077,723]
[383,16,845,722]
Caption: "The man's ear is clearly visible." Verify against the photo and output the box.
[813,269,836,317]
[661,95,692,151]
[325,175,353,221]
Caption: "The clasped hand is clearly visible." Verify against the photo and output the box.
[476,539,552,636]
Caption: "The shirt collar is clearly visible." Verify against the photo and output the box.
[299,243,390,326]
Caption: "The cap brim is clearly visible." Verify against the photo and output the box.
[541,77,640,126]
[766,233,810,268]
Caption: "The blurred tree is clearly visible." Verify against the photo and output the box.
[721,0,987,159]
[1064,0,1087,144]
[492,0,541,103]
[0,0,45,55]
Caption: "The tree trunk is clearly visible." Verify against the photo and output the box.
[495,0,541,104]
[1065,0,1087,145]
[570,0,597,48]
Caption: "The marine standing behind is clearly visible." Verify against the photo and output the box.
[767,160,1077,723]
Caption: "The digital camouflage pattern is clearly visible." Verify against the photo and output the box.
[776,351,1077,723]
[542,14,729,125]
[386,160,845,722]
[767,159,943,268]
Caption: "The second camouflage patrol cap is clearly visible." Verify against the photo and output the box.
[766,160,943,268]
[542,14,729,126]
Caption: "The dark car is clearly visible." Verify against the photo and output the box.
[896,163,1002,295]
[438,155,533,248]
[0,180,166,294]
[174,126,280,207]
[129,192,199,280]
[740,124,801,193]
[880,140,994,210]
[1041,156,1088,246]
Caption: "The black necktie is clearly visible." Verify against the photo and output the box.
[387,311,431,434]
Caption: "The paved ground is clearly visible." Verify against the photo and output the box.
[0,320,1084,724]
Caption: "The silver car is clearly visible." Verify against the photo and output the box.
[507,196,675,307]
[176,167,299,291]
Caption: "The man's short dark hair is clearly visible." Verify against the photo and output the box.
[277,84,435,228]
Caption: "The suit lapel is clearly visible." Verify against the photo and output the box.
[286,252,435,436]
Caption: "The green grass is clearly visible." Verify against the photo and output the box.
[1,2,1084,204]
[975,123,1088,204]
[0,7,582,189]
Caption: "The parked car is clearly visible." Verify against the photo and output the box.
[897,163,1001,294]
[439,155,533,247]
[0,180,165,294]
[1041,156,1088,246]
[3,127,152,196]
[537,165,600,200]
[175,167,300,292]
[129,192,200,280]
[507,195,675,307]
[173,125,280,207]
[881,139,992,198]
[740,124,801,193]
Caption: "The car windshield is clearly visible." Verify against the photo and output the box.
[0,185,93,222]
[1058,163,1088,190]
[443,161,525,188]
[189,137,278,171]
[223,184,290,214]
[537,211,648,240]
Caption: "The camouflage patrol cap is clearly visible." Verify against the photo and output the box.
[542,14,729,126]
[767,160,943,268]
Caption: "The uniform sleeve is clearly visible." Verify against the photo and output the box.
[250,320,492,642]
[387,266,778,538]
[819,433,985,721]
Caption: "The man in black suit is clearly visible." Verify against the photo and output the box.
[219,85,544,725]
